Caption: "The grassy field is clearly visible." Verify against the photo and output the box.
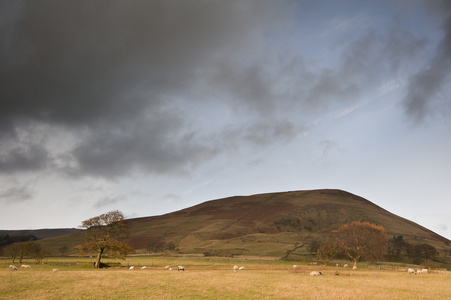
[1,256,450,299]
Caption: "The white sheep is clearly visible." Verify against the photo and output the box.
[52,269,59,272]
[293,265,298,269]
[343,264,348,268]
[21,265,31,268]
[408,268,415,275]
[421,269,429,274]
[9,265,18,271]
[233,265,239,272]
[165,265,170,269]
[416,269,422,274]
[310,271,322,276]
[352,266,357,270]
[178,265,185,271]
[141,266,147,270]
[129,266,135,270]
[168,267,173,271]
[239,266,245,270]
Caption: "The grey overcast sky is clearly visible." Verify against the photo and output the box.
[1,0,451,239]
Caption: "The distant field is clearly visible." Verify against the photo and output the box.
[1,256,450,299]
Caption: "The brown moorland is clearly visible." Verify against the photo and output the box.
[35,189,451,262]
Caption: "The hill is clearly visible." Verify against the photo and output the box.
[38,189,451,259]
[0,228,80,240]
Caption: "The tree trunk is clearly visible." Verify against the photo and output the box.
[95,247,104,269]
[353,254,360,267]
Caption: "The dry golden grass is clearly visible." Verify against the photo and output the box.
[1,258,450,299]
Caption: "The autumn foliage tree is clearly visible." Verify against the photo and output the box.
[333,221,388,267]
[75,210,134,269]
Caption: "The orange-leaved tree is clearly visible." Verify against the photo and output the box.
[75,210,134,268]
[333,221,387,267]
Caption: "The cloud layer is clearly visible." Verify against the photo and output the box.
[0,0,449,180]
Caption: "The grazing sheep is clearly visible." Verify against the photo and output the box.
[178,265,185,271]
[417,270,422,274]
[141,266,147,270]
[408,268,415,275]
[165,265,170,269]
[343,264,348,268]
[421,269,429,274]
[239,266,245,270]
[52,269,59,272]
[293,265,298,269]
[129,266,135,270]
[352,266,357,270]
[21,265,31,268]
[9,265,17,271]
[233,265,239,272]
[310,271,322,276]
[169,268,173,271]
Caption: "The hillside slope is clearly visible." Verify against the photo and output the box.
[37,189,450,258]
[125,189,450,257]
[0,228,80,240]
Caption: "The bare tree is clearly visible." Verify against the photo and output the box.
[75,210,134,268]
[316,238,340,266]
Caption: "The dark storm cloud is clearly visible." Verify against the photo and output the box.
[402,1,451,122]
[0,0,444,179]
[0,0,286,129]
[0,144,49,173]
[0,0,289,177]
[69,113,218,178]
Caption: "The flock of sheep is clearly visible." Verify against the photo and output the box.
[9,264,59,272]
[9,265,30,271]
[8,264,431,275]
[408,268,429,274]
[128,265,185,271]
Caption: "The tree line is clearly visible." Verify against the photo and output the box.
[2,211,445,269]
[3,241,50,264]
[309,221,441,267]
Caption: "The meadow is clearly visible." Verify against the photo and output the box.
[1,256,450,299]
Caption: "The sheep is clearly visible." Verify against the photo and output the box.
[141,266,147,270]
[165,265,171,269]
[9,265,17,271]
[239,266,245,270]
[343,264,348,268]
[352,266,357,270]
[129,266,135,270]
[233,265,239,272]
[178,265,185,271]
[168,267,173,271]
[293,265,298,269]
[408,268,416,275]
[21,265,31,268]
[310,271,322,276]
[417,269,422,274]
[421,269,429,274]
[52,269,59,272]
